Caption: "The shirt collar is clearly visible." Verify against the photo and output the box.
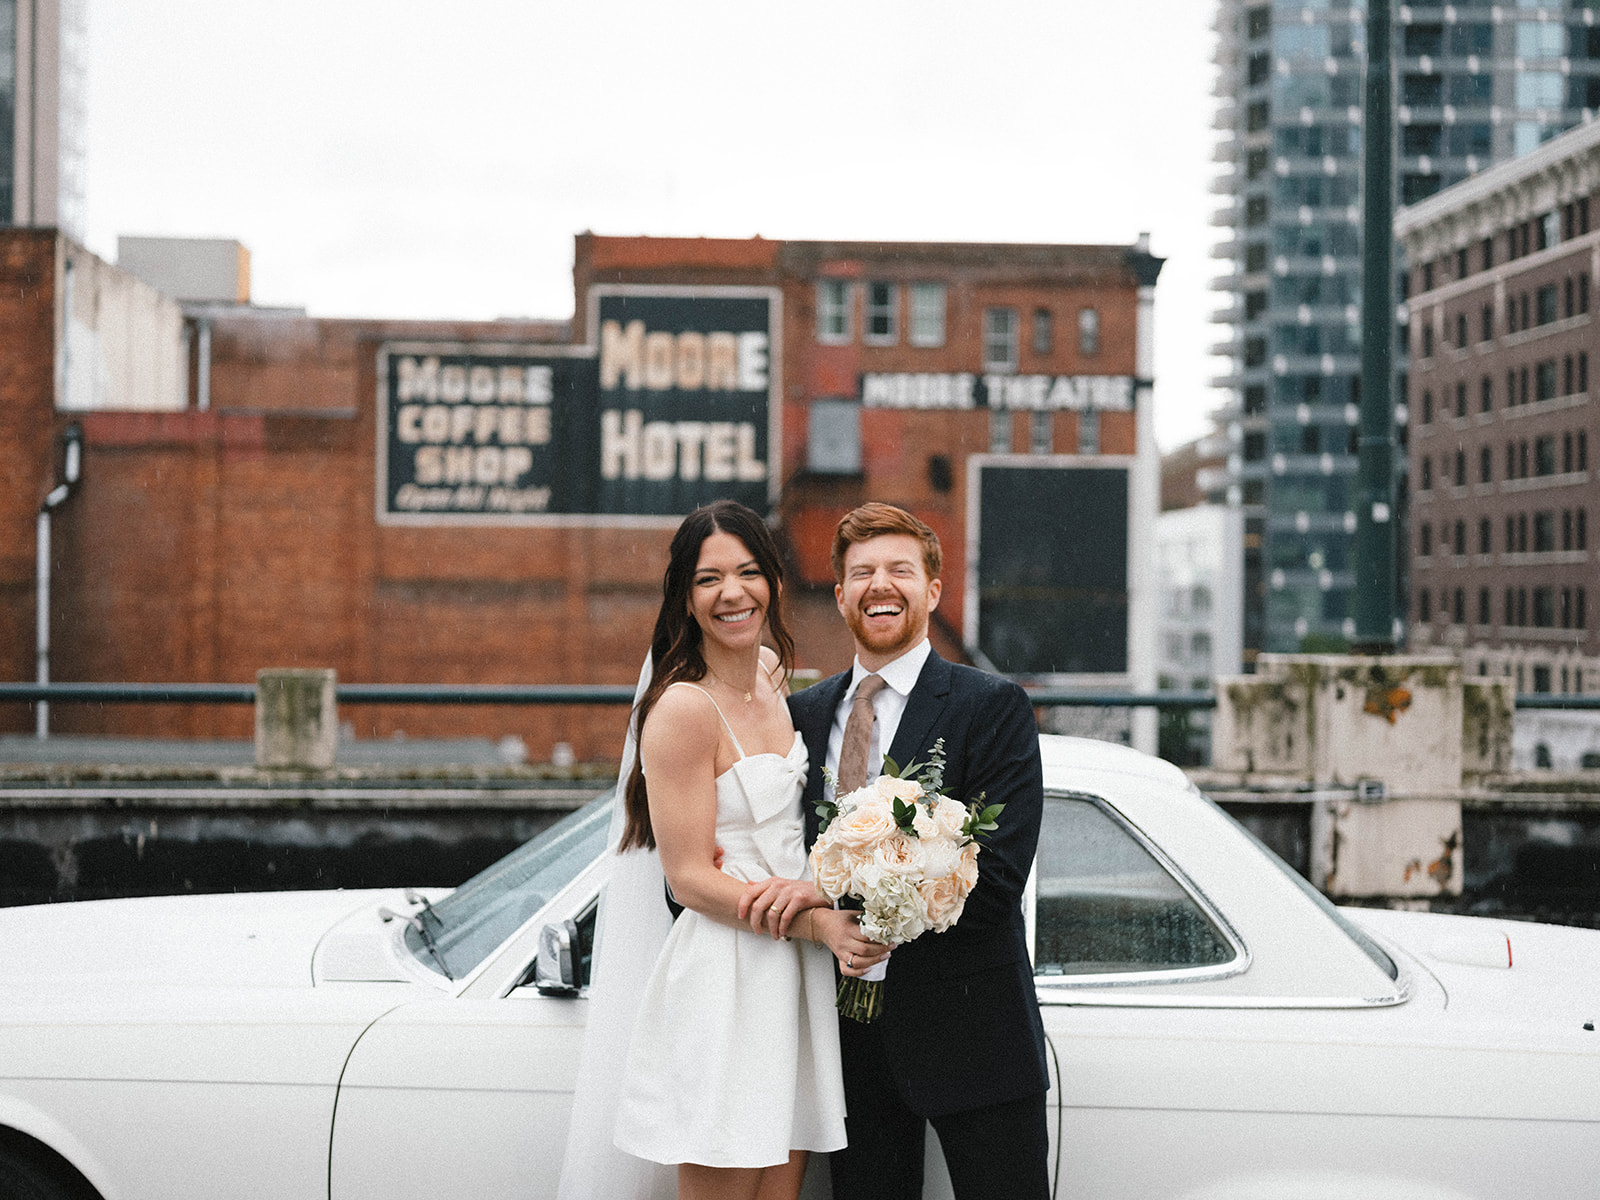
[851,639,931,699]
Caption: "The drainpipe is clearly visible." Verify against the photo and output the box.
[195,318,212,411]
[36,424,82,738]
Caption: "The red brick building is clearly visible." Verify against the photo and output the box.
[1399,120,1600,696]
[3,230,1161,757]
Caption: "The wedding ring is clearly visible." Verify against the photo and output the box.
[847,954,855,968]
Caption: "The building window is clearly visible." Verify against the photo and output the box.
[1078,410,1101,455]
[1532,664,1553,695]
[1505,587,1516,626]
[806,399,863,475]
[865,282,898,344]
[1032,308,1053,356]
[1479,516,1492,554]
[1421,390,1433,424]
[1454,449,1466,486]
[816,280,852,343]
[908,283,946,347]
[1534,510,1556,552]
[1564,509,1575,551]
[984,307,1019,372]
[1534,588,1556,629]
[1579,508,1588,550]
[1480,445,1493,484]
[1419,590,1432,621]
[1478,588,1492,626]
[1537,285,1559,326]
[1421,324,1434,358]
[1420,524,1432,556]
[1421,457,1433,490]
[1481,304,1494,343]
[1455,382,1468,418]
[1453,588,1466,625]
[1030,411,1054,455]
[989,408,1012,453]
[1535,435,1557,476]
[1456,313,1468,348]
[1078,308,1100,356]
[1537,360,1557,403]
[1562,588,1574,629]
[1454,520,1467,556]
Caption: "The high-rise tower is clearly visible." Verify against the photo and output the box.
[2,0,86,240]
[1213,1,1600,663]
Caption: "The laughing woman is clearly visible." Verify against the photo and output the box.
[558,500,886,1200]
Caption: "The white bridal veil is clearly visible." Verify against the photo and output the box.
[554,656,676,1200]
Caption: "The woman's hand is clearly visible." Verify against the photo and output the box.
[738,878,827,938]
[810,908,891,977]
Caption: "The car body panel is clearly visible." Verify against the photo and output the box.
[1,735,1597,1200]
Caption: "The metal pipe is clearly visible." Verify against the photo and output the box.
[1353,0,1398,650]
[196,319,212,412]
[35,426,83,738]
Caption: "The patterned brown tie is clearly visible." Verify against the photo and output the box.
[837,674,888,794]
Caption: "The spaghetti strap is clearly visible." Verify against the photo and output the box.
[666,681,746,759]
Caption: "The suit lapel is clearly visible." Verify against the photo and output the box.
[887,651,952,770]
[795,671,850,846]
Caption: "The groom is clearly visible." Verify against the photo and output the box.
[787,503,1049,1200]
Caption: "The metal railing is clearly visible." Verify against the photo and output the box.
[3,682,1597,710]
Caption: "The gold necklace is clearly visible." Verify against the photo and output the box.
[706,667,754,703]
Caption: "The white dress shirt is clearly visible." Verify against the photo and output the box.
[825,639,933,795]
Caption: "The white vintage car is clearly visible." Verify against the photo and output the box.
[1,736,1596,1200]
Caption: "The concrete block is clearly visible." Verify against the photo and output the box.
[1215,655,1466,793]
[1463,678,1515,777]
[255,668,337,770]
[1211,671,1311,776]
[1309,656,1462,794]
[1316,795,1463,899]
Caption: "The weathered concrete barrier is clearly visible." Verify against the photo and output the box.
[1206,655,1514,902]
[255,669,337,770]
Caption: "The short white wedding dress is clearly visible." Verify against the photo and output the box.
[612,683,847,1169]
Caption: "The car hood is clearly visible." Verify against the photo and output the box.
[0,889,393,991]
[1351,907,1600,1036]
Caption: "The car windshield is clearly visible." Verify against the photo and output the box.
[405,788,613,980]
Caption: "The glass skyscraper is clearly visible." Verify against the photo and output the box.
[1,0,86,240]
[1214,0,1600,662]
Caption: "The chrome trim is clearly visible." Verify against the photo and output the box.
[1030,789,1253,990]
[1035,984,1410,1010]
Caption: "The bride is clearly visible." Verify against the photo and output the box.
[557,500,886,1200]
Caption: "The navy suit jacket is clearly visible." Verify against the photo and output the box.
[789,651,1049,1116]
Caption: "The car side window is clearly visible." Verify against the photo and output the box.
[1033,794,1234,976]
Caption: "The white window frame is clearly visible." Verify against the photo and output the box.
[909,282,946,347]
[816,280,852,344]
[864,281,898,345]
[983,306,1019,372]
[1078,307,1101,356]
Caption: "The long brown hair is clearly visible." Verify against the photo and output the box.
[620,501,795,850]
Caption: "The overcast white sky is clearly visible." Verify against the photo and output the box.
[83,0,1224,449]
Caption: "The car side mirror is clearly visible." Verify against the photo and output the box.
[534,919,581,996]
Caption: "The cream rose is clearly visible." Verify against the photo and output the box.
[919,873,968,933]
[875,775,924,804]
[828,794,897,851]
[810,845,855,901]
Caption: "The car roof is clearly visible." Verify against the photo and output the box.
[1039,734,1194,793]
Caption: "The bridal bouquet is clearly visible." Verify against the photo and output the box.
[810,740,1002,1022]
